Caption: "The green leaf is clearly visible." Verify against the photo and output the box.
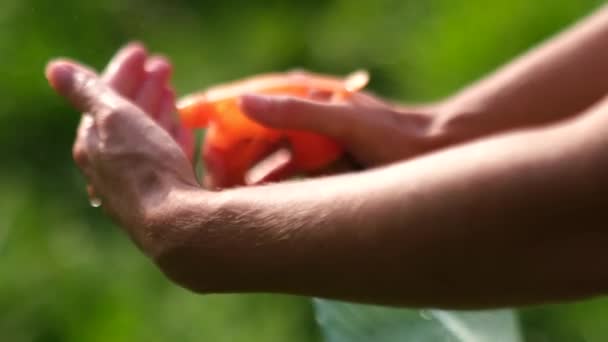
[314,299,521,342]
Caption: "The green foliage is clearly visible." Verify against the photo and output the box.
[315,300,521,342]
[0,0,606,341]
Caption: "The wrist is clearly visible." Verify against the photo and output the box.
[152,186,335,295]
[131,182,199,258]
[149,187,283,294]
[143,185,223,292]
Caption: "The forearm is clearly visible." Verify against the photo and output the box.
[436,4,608,143]
[155,101,608,309]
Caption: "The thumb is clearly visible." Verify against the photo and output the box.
[45,60,113,114]
[239,94,358,140]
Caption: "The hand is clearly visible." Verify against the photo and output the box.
[239,78,445,169]
[100,42,194,159]
[45,60,200,256]
[84,42,195,202]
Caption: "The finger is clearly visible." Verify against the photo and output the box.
[46,61,136,120]
[239,94,359,140]
[101,42,147,98]
[134,56,172,119]
[245,147,296,185]
[73,115,102,204]
[73,116,94,170]
[80,116,104,203]
[286,68,313,77]
[286,69,339,83]
[157,86,177,132]
[47,61,106,111]
[308,89,333,101]
[76,114,101,163]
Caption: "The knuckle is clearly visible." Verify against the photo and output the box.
[76,76,104,110]
[97,104,129,130]
[75,74,97,95]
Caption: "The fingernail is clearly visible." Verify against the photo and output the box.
[45,61,75,91]
[240,94,270,114]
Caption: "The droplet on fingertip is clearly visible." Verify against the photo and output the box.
[89,197,102,208]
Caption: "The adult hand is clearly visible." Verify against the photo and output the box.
[100,42,194,159]
[46,60,200,256]
[240,77,446,169]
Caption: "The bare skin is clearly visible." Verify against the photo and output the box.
[99,43,193,159]
[47,5,608,309]
[241,5,608,167]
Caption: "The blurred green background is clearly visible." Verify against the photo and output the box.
[1,0,608,341]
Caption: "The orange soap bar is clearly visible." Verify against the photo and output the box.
[177,71,369,188]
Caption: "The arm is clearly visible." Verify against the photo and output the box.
[48,46,608,310]
[160,97,608,309]
[436,4,608,142]
[239,5,608,169]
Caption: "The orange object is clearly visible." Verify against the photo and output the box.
[177,70,369,188]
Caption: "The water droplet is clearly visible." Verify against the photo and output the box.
[419,310,433,320]
[89,197,102,208]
